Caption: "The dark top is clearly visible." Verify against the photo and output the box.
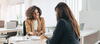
[46,19,79,44]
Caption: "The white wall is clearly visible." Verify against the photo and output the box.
[88,0,100,11]
[80,0,100,30]
[80,0,100,40]
[0,0,24,5]
[0,6,8,20]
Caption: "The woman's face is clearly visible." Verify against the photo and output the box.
[32,9,39,19]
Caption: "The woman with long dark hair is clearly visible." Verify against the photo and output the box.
[41,2,80,44]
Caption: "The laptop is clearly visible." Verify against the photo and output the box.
[6,22,17,29]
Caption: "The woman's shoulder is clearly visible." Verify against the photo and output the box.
[58,19,71,27]
[58,19,69,24]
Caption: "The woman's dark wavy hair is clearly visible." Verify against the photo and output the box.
[26,6,42,20]
[55,2,80,38]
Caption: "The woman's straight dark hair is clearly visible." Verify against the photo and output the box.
[55,2,80,38]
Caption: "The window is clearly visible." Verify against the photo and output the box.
[65,0,82,22]
[0,3,24,25]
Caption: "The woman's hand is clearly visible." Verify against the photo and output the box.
[36,32,41,36]
[40,35,48,39]
[27,32,36,36]
[35,32,40,36]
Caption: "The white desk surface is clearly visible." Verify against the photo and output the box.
[80,29,99,37]
[8,36,46,44]
[0,28,18,33]
[45,29,99,38]
[0,26,23,33]
[0,28,17,30]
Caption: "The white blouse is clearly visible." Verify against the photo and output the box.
[33,20,38,32]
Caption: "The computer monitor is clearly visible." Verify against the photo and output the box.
[80,23,85,30]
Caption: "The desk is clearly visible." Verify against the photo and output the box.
[7,29,99,44]
[0,28,20,44]
[80,29,99,44]
[0,28,18,34]
[0,27,22,34]
[8,36,46,44]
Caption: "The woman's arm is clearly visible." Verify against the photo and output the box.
[38,17,45,35]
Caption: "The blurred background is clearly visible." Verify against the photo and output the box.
[0,0,100,44]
